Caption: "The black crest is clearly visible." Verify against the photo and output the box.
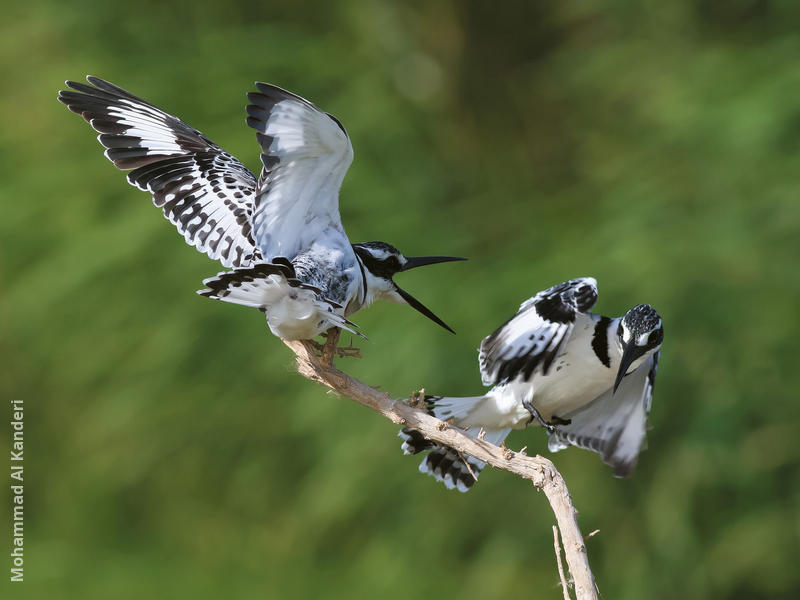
[621,304,663,349]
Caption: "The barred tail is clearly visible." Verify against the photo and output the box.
[398,395,511,492]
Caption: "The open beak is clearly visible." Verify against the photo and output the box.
[401,256,467,271]
[394,285,456,334]
[614,343,641,394]
[394,255,464,333]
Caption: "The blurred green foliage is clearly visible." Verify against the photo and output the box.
[2,1,800,598]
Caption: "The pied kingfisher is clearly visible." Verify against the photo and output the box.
[399,277,663,491]
[58,77,464,340]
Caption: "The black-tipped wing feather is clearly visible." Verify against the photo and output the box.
[58,76,259,268]
[479,277,599,385]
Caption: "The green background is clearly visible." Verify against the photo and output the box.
[2,1,799,598]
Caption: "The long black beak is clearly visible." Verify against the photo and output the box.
[394,285,456,334]
[401,256,467,271]
[614,343,641,394]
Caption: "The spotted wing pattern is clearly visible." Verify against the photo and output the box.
[479,277,599,385]
[547,352,659,477]
[245,83,354,262]
[58,76,259,268]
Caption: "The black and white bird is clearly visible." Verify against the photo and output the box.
[58,76,464,340]
[399,277,663,491]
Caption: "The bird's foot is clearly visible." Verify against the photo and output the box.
[310,329,362,366]
[335,338,362,359]
[308,339,362,359]
[522,400,569,432]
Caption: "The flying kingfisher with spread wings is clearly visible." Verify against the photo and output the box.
[58,76,465,341]
[399,277,663,491]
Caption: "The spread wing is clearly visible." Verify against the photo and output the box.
[479,277,599,385]
[547,352,659,477]
[245,83,354,262]
[58,76,259,268]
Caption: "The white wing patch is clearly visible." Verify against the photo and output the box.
[58,76,259,268]
[479,277,599,386]
[547,353,658,477]
[246,83,354,262]
[105,99,185,157]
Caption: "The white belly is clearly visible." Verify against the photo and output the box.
[489,315,621,427]
[531,363,615,420]
[530,317,616,419]
[527,316,650,421]
[265,294,328,340]
[447,315,652,432]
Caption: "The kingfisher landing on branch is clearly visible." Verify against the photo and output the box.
[399,277,663,491]
[58,77,465,342]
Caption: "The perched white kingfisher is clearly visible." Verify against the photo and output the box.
[399,277,663,491]
[58,76,465,340]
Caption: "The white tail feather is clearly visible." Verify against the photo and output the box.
[427,396,486,421]
[198,266,362,340]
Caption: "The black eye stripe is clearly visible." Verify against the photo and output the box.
[354,246,400,279]
[635,326,663,350]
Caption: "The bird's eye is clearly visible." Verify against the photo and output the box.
[379,255,401,273]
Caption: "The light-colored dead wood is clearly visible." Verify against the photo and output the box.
[554,525,573,600]
[283,335,598,600]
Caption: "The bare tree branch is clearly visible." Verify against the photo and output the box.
[553,525,573,600]
[282,335,599,600]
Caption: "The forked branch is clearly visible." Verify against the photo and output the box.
[282,333,599,600]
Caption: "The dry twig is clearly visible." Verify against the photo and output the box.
[282,334,599,600]
[553,525,573,600]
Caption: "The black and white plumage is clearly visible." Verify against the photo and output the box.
[197,260,358,338]
[58,76,464,340]
[59,77,258,268]
[399,277,664,491]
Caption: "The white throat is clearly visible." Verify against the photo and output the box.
[361,269,400,307]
